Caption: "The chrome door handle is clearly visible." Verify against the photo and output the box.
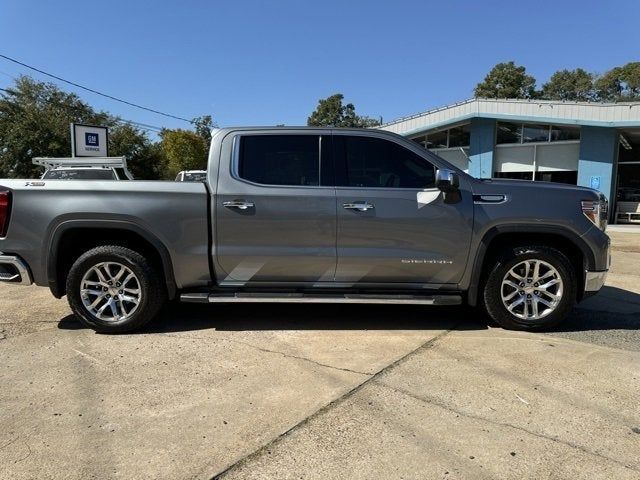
[223,200,255,210]
[343,202,374,212]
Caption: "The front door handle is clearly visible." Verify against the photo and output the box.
[223,200,255,210]
[343,202,374,212]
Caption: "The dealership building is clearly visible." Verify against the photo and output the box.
[379,98,640,222]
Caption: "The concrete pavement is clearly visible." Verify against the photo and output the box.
[0,231,638,479]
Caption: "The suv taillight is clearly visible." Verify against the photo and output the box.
[0,191,11,237]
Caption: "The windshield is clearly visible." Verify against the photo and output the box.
[43,169,117,180]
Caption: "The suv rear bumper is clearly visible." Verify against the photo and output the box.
[584,270,607,293]
[0,253,33,285]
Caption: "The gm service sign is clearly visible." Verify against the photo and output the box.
[72,124,108,157]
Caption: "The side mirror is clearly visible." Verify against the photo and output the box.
[435,169,459,192]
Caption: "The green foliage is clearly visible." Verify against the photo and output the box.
[474,62,537,99]
[307,94,380,128]
[0,75,214,180]
[541,68,594,101]
[109,124,166,179]
[193,115,215,146]
[160,129,208,178]
[476,61,640,103]
[0,76,112,178]
[595,62,640,101]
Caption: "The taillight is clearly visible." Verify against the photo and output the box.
[0,191,10,237]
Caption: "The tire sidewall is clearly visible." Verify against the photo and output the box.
[483,246,576,331]
[66,246,163,332]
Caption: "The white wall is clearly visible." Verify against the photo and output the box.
[494,142,579,174]
[431,147,469,172]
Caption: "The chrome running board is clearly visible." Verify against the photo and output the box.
[180,292,462,306]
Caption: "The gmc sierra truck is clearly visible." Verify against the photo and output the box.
[0,127,610,333]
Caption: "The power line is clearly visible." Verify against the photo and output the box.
[1,69,165,134]
[0,53,193,123]
[114,118,164,133]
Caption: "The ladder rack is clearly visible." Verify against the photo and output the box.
[32,157,134,180]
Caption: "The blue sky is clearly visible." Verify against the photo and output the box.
[1,0,639,135]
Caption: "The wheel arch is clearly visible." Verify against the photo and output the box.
[466,225,593,307]
[46,220,177,300]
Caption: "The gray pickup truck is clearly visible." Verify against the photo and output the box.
[0,127,610,333]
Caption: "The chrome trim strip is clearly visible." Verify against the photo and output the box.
[179,293,462,306]
[473,194,508,204]
[208,297,439,304]
[584,270,607,292]
[0,254,33,286]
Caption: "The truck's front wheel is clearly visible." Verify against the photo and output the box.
[66,245,166,333]
[483,245,576,331]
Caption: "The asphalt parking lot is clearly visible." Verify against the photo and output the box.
[1,230,639,480]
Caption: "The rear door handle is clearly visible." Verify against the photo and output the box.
[343,202,374,212]
[223,200,255,210]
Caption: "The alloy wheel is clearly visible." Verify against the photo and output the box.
[80,262,142,322]
[500,259,563,321]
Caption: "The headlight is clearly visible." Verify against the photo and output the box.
[581,197,608,231]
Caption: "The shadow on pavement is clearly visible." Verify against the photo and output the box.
[553,286,640,332]
[58,302,488,333]
[57,285,640,334]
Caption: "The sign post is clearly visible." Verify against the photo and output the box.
[70,123,109,157]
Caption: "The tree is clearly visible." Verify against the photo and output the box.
[0,75,176,180]
[160,129,208,178]
[474,61,537,99]
[109,123,166,179]
[0,76,111,178]
[193,115,215,146]
[541,68,594,101]
[307,93,380,128]
[595,62,640,101]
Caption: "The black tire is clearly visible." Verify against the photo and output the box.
[483,245,576,331]
[66,245,166,333]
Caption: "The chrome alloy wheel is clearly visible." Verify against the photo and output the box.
[500,259,563,321]
[80,262,142,322]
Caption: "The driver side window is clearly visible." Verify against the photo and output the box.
[335,135,436,189]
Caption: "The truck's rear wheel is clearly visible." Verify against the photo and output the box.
[66,245,166,333]
[483,245,576,331]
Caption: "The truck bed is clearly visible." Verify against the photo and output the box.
[0,179,211,292]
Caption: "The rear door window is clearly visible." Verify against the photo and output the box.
[238,135,330,187]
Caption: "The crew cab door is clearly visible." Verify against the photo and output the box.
[214,132,337,284]
[333,132,473,285]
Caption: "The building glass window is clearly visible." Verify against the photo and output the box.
[523,124,550,143]
[426,130,448,149]
[550,125,580,141]
[536,171,578,184]
[412,136,427,148]
[496,122,522,144]
[498,122,582,145]
[448,124,471,148]
[493,171,533,181]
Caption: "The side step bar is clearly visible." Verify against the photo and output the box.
[180,292,462,306]
[0,253,32,286]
